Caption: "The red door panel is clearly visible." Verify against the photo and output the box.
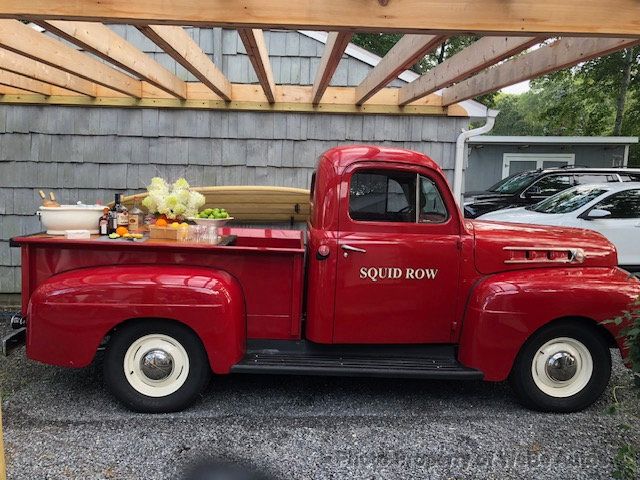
[333,162,461,344]
[334,232,460,343]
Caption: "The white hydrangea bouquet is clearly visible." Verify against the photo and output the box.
[142,177,205,220]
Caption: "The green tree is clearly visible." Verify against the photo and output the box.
[351,34,478,74]
[351,35,640,166]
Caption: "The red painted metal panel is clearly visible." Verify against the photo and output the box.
[15,228,305,352]
[458,267,640,380]
[27,265,246,373]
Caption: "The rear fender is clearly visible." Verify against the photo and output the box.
[458,267,640,381]
[27,265,246,373]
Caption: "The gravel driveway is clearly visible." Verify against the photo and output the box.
[1,315,639,480]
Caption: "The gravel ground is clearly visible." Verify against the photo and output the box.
[1,313,639,480]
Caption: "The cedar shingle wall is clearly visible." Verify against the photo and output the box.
[0,106,468,293]
[0,27,470,293]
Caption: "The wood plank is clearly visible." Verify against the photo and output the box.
[1,0,639,37]
[0,70,52,95]
[0,81,465,115]
[37,20,186,99]
[398,36,541,105]
[442,37,640,106]
[311,31,352,104]
[138,25,232,100]
[0,48,96,96]
[237,29,276,103]
[0,20,141,97]
[356,34,444,105]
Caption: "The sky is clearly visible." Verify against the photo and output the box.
[501,80,531,94]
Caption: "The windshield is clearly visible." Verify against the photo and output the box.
[488,171,540,194]
[528,186,607,214]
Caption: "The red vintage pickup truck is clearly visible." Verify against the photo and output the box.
[7,146,640,413]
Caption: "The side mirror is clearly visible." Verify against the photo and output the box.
[584,209,612,220]
[525,186,542,198]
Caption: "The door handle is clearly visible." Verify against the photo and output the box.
[341,244,367,254]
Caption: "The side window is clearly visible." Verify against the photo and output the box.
[527,175,573,196]
[419,176,448,223]
[574,174,619,185]
[592,189,640,219]
[619,173,640,182]
[349,170,416,223]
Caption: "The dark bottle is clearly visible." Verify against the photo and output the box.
[113,193,129,229]
[98,207,110,236]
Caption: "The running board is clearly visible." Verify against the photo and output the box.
[231,349,483,380]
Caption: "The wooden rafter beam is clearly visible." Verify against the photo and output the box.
[0,20,141,98]
[0,84,471,117]
[356,34,445,105]
[441,37,640,106]
[0,47,96,96]
[138,25,232,101]
[36,20,186,99]
[311,31,352,105]
[237,29,276,103]
[2,0,639,37]
[398,36,542,106]
[0,70,51,96]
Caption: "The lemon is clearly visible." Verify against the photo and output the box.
[170,222,181,229]
[180,222,188,227]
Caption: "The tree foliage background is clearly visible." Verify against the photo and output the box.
[352,35,640,166]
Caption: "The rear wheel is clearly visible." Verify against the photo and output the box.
[103,320,211,413]
[510,321,611,412]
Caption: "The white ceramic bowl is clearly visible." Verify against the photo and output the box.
[188,217,233,228]
[38,205,105,235]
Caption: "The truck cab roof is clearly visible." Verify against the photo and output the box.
[319,145,444,175]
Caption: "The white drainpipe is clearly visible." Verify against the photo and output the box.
[453,109,500,205]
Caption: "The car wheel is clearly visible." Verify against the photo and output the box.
[510,320,611,412]
[103,320,211,413]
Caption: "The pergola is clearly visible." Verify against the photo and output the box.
[0,1,637,118]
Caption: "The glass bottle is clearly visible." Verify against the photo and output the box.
[129,196,144,233]
[98,207,110,236]
[113,193,129,229]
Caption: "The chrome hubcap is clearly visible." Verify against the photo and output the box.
[140,349,174,381]
[545,351,577,382]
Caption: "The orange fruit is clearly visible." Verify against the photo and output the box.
[155,218,168,227]
[116,226,129,236]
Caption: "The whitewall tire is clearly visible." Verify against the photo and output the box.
[104,320,211,413]
[510,321,611,412]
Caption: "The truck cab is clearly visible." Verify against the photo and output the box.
[306,146,465,345]
[8,145,640,414]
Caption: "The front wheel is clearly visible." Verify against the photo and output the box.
[103,320,211,413]
[510,321,611,412]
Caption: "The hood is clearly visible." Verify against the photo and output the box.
[477,207,565,224]
[469,220,618,275]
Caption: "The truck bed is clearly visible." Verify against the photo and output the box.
[12,227,306,340]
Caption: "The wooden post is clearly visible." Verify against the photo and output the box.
[0,400,6,480]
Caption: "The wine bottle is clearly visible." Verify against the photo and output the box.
[114,193,129,228]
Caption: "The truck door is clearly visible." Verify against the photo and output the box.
[333,162,461,343]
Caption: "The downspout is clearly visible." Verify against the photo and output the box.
[453,109,500,205]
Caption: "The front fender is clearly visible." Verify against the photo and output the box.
[27,265,246,373]
[458,267,640,381]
